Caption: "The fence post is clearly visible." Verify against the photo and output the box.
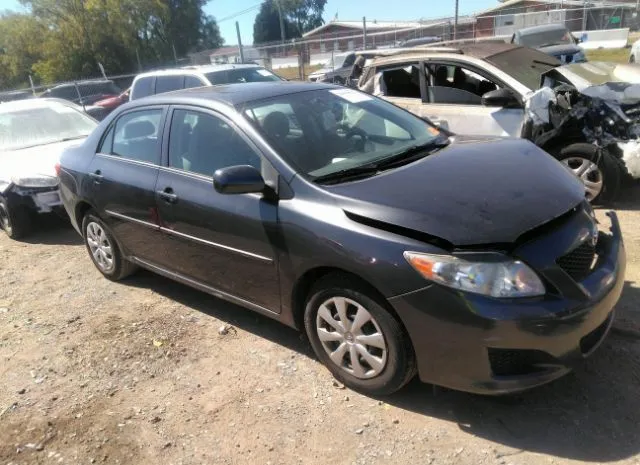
[362,17,367,49]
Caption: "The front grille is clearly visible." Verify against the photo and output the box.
[557,241,596,281]
[488,348,559,377]
[580,312,613,355]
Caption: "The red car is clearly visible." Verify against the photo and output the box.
[94,87,130,112]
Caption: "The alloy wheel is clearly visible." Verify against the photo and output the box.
[86,221,115,273]
[315,296,388,379]
[561,156,604,202]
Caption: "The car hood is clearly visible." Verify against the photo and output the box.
[547,62,640,91]
[0,138,85,181]
[327,137,585,247]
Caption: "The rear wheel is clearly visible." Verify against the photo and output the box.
[555,143,621,204]
[82,211,136,281]
[304,274,416,395]
[0,196,31,239]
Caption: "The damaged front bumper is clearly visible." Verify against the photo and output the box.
[617,140,640,179]
[2,183,63,215]
[389,209,625,395]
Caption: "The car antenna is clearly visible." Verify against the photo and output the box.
[73,81,86,113]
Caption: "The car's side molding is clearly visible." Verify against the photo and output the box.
[158,226,273,263]
[128,256,281,316]
[105,209,160,230]
[105,208,273,263]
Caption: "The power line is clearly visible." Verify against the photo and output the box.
[216,2,263,23]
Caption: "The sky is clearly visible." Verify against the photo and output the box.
[0,0,498,45]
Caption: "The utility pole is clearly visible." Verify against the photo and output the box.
[362,16,367,50]
[236,21,245,63]
[454,0,459,40]
[582,0,588,30]
[275,0,286,45]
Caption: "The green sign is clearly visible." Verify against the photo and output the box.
[611,16,621,24]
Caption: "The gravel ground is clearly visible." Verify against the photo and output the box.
[1,187,640,465]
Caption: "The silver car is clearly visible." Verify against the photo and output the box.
[355,43,640,203]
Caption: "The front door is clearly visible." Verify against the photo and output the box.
[420,62,524,137]
[87,107,166,262]
[155,107,281,312]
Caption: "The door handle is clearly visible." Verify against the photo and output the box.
[89,170,103,182]
[157,188,178,204]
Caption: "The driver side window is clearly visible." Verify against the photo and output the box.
[427,64,500,105]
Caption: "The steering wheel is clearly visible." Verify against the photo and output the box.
[345,126,368,152]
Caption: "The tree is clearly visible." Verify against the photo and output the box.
[253,1,296,44]
[281,0,326,36]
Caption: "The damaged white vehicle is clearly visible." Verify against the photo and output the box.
[353,43,640,203]
[0,99,97,239]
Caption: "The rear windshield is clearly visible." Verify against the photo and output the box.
[132,76,155,100]
[44,82,121,101]
[518,28,575,48]
[205,67,282,85]
[486,47,560,91]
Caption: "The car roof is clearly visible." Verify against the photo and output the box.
[517,23,568,35]
[134,64,263,79]
[364,42,520,65]
[127,81,334,108]
[0,97,84,113]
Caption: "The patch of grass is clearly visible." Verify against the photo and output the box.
[274,65,322,81]
[585,47,631,63]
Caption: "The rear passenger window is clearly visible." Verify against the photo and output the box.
[185,75,205,89]
[155,75,185,94]
[133,77,154,100]
[110,109,163,164]
[168,109,261,177]
[98,125,114,154]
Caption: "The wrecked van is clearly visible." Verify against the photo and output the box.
[353,44,640,203]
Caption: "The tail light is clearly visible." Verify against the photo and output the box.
[54,162,61,177]
[94,96,118,108]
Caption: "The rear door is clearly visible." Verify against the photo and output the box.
[371,61,450,130]
[154,106,281,312]
[87,106,166,261]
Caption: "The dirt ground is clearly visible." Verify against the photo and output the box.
[1,188,640,465]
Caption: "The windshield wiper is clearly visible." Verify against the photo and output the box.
[313,139,450,185]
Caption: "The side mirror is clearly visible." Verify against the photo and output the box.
[213,165,265,195]
[481,88,520,108]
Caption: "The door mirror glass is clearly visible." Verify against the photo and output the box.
[213,165,265,195]
[481,88,519,108]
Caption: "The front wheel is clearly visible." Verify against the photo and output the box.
[82,211,137,281]
[0,196,31,239]
[556,143,621,204]
[304,274,416,395]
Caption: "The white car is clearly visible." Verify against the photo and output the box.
[0,99,97,239]
[130,64,284,101]
[355,43,640,203]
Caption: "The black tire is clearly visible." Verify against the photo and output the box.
[304,273,416,396]
[81,210,137,281]
[555,143,621,205]
[0,196,31,239]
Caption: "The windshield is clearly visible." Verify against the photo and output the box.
[205,67,282,85]
[240,88,443,180]
[518,28,575,48]
[0,102,97,151]
[487,47,560,91]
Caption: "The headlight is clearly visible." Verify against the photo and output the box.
[10,175,59,188]
[404,251,545,298]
